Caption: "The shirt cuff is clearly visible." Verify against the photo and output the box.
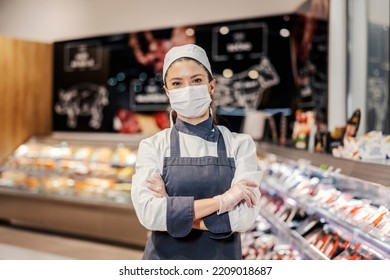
[166,196,194,238]
[203,212,233,239]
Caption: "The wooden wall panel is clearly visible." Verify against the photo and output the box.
[0,36,52,162]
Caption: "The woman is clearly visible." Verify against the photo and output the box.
[131,44,262,260]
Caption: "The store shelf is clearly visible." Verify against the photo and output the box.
[259,208,328,260]
[315,207,390,259]
[257,142,390,187]
[264,177,390,259]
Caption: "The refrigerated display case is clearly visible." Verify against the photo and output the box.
[2,132,389,258]
[0,132,148,247]
[241,214,304,260]
[253,153,390,260]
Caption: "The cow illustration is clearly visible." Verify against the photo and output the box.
[213,56,279,109]
[55,83,109,129]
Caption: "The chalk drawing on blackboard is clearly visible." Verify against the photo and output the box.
[129,75,169,111]
[367,76,389,131]
[213,55,279,109]
[55,83,109,129]
[64,41,103,72]
[212,22,268,62]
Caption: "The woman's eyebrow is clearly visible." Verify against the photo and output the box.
[168,73,204,82]
[168,77,183,82]
[190,73,205,79]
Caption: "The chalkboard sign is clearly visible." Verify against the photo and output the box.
[212,22,267,62]
[53,14,329,134]
[64,41,103,72]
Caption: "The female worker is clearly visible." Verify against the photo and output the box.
[131,44,262,260]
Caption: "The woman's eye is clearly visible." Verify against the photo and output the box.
[171,81,181,87]
[192,78,203,84]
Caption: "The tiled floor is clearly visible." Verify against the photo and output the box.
[0,225,144,260]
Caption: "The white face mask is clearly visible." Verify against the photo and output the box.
[168,85,212,118]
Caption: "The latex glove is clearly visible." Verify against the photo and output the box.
[214,181,257,215]
[146,173,167,198]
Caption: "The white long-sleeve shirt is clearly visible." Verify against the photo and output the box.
[131,124,262,233]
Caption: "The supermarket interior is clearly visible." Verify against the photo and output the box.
[0,0,389,260]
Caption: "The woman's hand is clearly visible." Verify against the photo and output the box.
[214,181,258,214]
[146,174,168,198]
[192,219,208,230]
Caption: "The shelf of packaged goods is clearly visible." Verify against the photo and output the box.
[258,208,328,260]
[257,142,390,187]
[0,187,148,248]
[263,177,390,259]
[314,207,390,259]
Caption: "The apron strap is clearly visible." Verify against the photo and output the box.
[170,126,181,157]
[216,128,230,165]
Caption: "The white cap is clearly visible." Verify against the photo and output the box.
[162,44,212,84]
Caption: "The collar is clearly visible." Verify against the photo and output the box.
[174,117,219,142]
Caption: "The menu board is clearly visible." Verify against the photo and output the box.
[53,14,328,133]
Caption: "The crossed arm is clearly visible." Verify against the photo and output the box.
[145,174,257,230]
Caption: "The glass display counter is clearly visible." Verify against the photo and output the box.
[0,133,148,247]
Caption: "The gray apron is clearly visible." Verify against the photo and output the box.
[142,122,241,259]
